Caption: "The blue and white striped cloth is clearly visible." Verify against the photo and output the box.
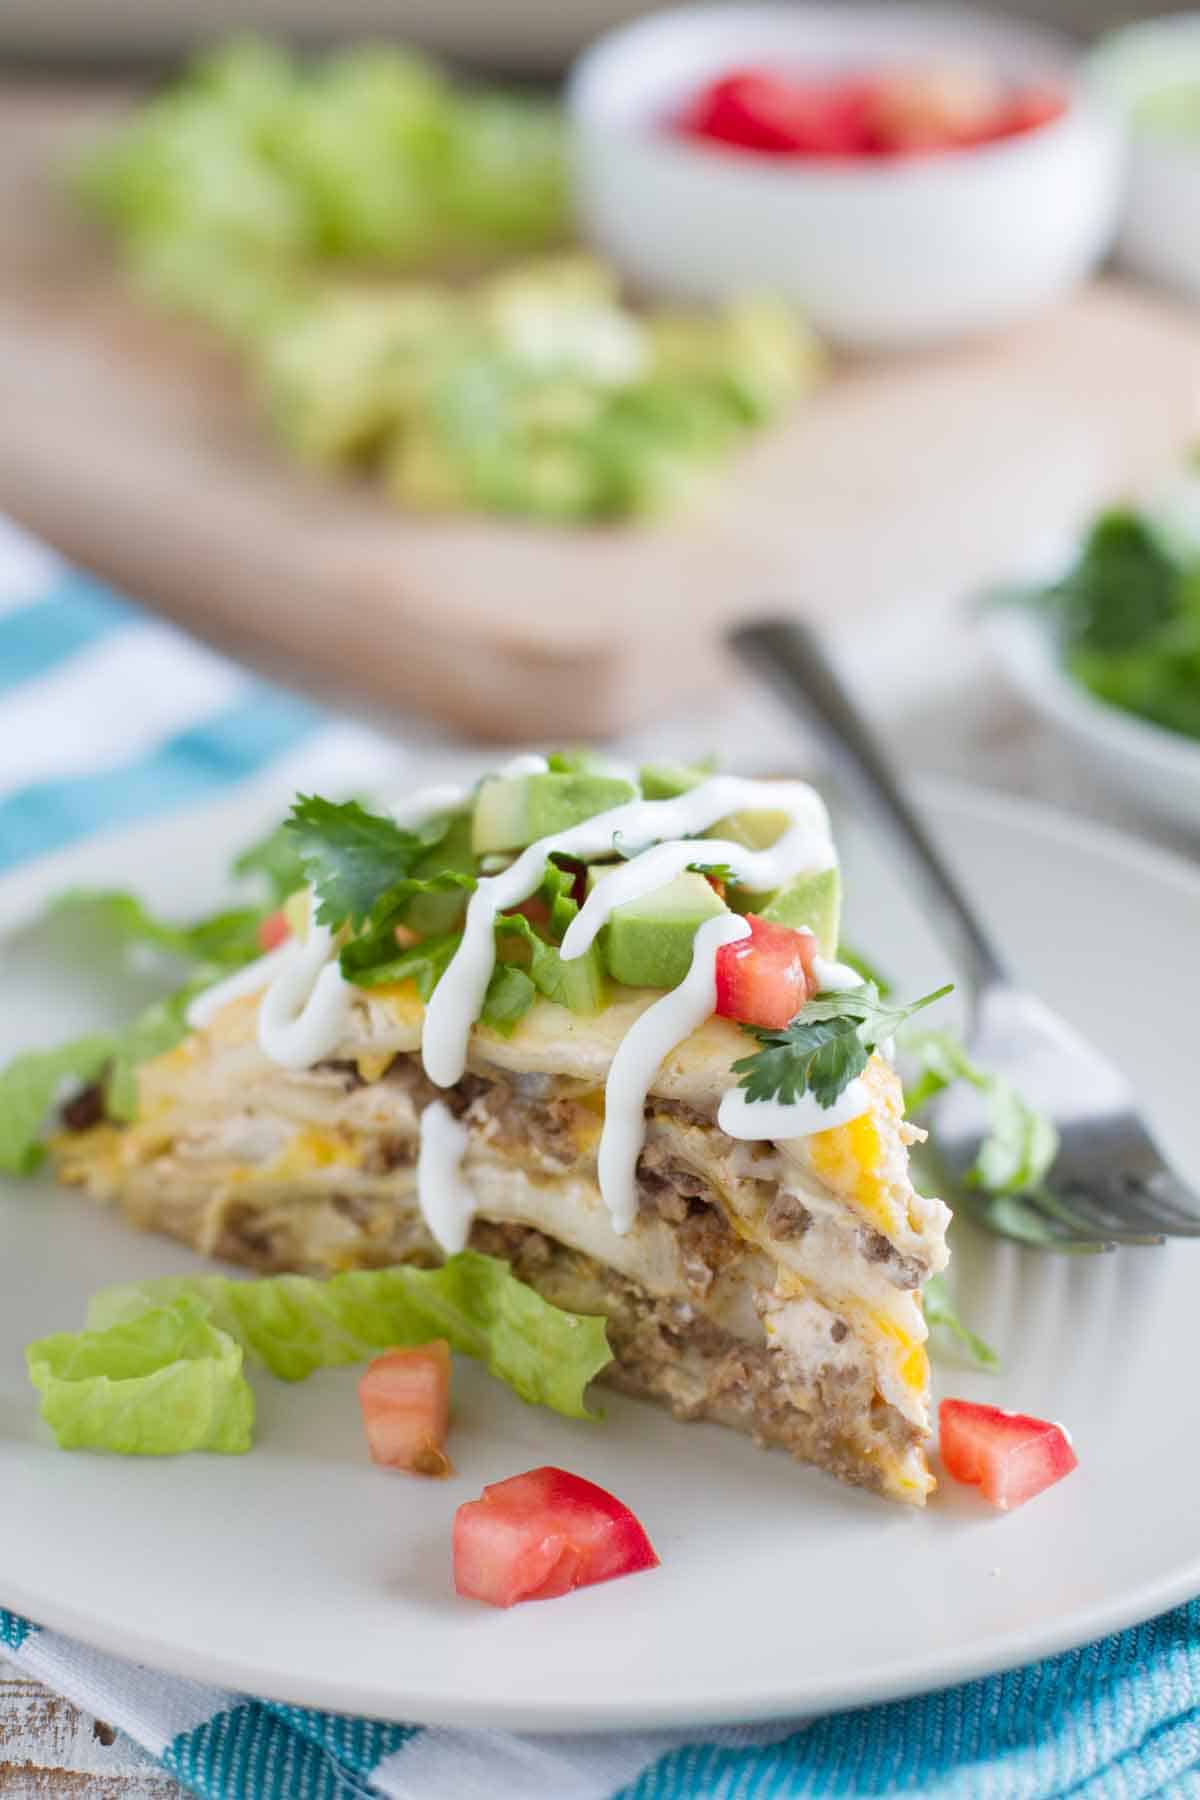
[4,517,1200,1799]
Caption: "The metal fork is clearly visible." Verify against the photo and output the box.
[731,616,1200,1251]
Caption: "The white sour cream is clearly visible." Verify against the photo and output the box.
[811,953,865,993]
[256,923,354,1071]
[718,1079,872,1143]
[386,783,470,828]
[416,1099,476,1254]
[186,944,294,1030]
[599,913,752,1234]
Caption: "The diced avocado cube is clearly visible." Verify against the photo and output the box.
[600,870,727,991]
[637,761,714,800]
[707,808,791,851]
[472,772,634,854]
[737,867,840,957]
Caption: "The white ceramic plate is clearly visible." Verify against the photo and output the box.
[2,779,1198,1731]
[983,606,1200,837]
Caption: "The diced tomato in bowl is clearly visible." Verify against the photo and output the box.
[359,1342,452,1477]
[453,1466,659,1608]
[714,914,816,1029]
[939,1398,1077,1510]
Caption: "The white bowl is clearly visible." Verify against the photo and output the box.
[983,604,1200,837]
[1087,16,1200,302]
[568,3,1123,349]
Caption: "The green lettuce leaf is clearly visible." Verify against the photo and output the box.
[338,872,475,984]
[27,1299,254,1455]
[0,1037,116,1174]
[341,929,462,996]
[88,1251,611,1418]
[50,888,264,970]
[232,818,307,904]
[905,1030,1059,1196]
[923,1273,998,1370]
[481,962,537,1035]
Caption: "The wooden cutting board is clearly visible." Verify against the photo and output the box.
[3,78,1200,741]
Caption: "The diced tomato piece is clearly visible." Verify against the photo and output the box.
[714,913,816,1028]
[453,1466,659,1608]
[359,1342,452,1477]
[864,66,1000,154]
[977,83,1066,144]
[257,909,291,952]
[676,70,877,157]
[939,1399,1077,1510]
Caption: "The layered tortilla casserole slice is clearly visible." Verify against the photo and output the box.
[53,760,951,1503]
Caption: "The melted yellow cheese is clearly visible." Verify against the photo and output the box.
[807,1111,899,1237]
[266,1128,361,1180]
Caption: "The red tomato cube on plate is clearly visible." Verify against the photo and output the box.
[939,1398,1077,1510]
[359,1342,452,1477]
[714,914,816,1028]
[453,1466,659,1608]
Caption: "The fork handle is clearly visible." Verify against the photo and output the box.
[730,616,1010,996]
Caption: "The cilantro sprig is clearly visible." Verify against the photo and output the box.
[284,796,456,931]
[732,983,953,1111]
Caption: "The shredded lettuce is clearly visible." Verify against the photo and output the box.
[50,888,264,970]
[905,1030,1059,1196]
[27,1300,254,1455]
[232,818,307,904]
[923,1274,998,1370]
[481,963,538,1035]
[87,1251,612,1419]
[0,1037,116,1174]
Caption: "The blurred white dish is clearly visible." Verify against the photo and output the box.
[1087,15,1200,302]
[568,3,1123,349]
[983,602,1200,837]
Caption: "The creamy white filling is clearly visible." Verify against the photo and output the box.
[600,913,752,1234]
[416,1100,476,1255]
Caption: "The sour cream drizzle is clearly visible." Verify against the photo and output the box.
[600,913,751,1234]
[416,1100,476,1254]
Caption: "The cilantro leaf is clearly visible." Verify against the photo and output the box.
[732,983,952,1111]
[923,1273,998,1370]
[232,820,306,905]
[687,860,739,885]
[481,963,537,1035]
[904,1029,1059,1197]
[285,796,452,931]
